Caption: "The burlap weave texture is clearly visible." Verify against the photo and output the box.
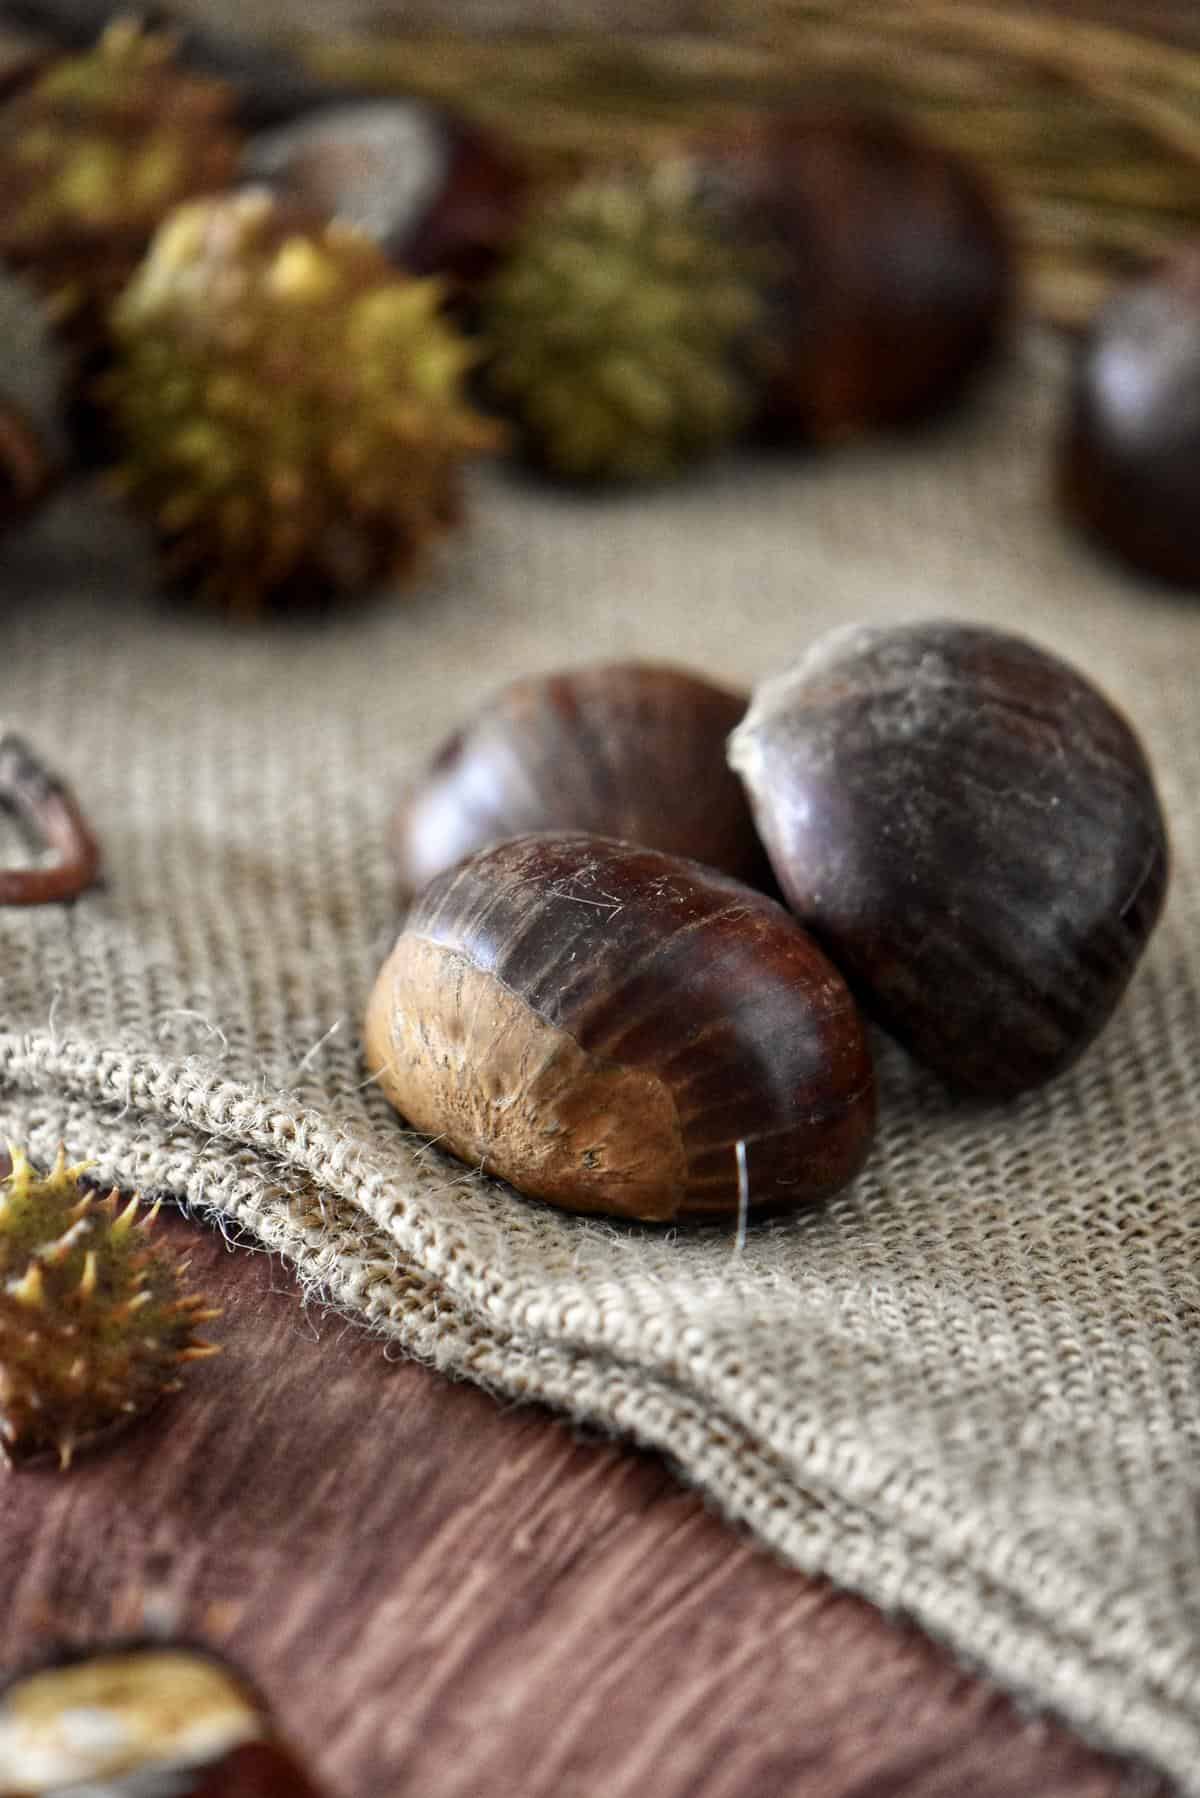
[1,333,1197,1789]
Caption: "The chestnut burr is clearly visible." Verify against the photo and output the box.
[390,663,770,898]
[365,834,875,1223]
[729,621,1169,1097]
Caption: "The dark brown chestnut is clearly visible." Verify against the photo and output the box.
[704,110,1011,442]
[365,833,875,1223]
[1058,243,1200,588]
[240,100,528,289]
[390,662,770,897]
[0,1640,326,1795]
[728,620,1169,1097]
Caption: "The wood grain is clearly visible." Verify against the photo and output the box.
[0,1210,1169,1798]
[0,6,1192,1790]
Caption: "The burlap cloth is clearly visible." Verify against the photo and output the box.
[2,330,1198,1788]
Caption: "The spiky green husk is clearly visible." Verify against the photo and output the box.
[0,1147,219,1469]
[481,165,761,483]
[102,188,501,616]
[0,20,240,348]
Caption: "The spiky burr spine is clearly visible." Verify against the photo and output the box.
[0,19,241,353]
[0,1147,220,1469]
[101,187,501,616]
[481,165,762,483]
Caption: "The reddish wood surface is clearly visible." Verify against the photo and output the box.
[0,1211,1169,1798]
[0,5,1190,1791]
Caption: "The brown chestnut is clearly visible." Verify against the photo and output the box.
[728,620,1169,1097]
[365,833,875,1223]
[705,110,1011,442]
[0,1640,325,1795]
[240,100,528,289]
[1058,243,1200,588]
[390,662,770,897]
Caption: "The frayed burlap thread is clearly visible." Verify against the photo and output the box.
[2,333,1198,1789]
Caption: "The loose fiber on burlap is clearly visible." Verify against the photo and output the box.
[1,331,1198,1788]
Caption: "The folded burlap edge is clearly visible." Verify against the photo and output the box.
[0,1026,1191,1795]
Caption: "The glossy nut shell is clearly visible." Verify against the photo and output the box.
[729,620,1169,1097]
[390,663,769,897]
[706,110,1011,442]
[1058,243,1200,588]
[0,1642,325,1796]
[365,833,875,1222]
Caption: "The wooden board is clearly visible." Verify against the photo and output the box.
[0,1210,1169,1796]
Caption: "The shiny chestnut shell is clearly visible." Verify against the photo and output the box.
[0,1640,325,1796]
[240,100,527,288]
[706,110,1011,442]
[365,833,875,1222]
[390,663,769,897]
[1058,244,1200,587]
[729,620,1169,1097]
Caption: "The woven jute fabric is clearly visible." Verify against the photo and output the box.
[2,331,1198,1788]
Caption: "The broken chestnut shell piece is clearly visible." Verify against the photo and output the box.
[0,1639,326,1795]
[390,662,770,899]
[0,733,101,905]
[1058,242,1200,588]
[729,620,1169,1097]
[365,833,875,1223]
[705,109,1011,442]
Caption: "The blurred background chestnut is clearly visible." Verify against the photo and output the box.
[1058,242,1200,589]
[241,100,529,290]
[703,109,1013,443]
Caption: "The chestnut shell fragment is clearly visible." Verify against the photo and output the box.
[365,834,875,1222]
[390,663,770,897]
[729,621,1169,1097]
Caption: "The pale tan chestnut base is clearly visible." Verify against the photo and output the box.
[364,935,688,1221]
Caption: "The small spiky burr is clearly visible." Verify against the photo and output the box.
[102,187,501,615]
[0,18,242,357]
[0,1147,220,1469]
[481,164,763,483]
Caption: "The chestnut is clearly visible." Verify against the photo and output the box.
[364,832,875,1223]
[728,620,1169,1097]
[240,100,528,289]
[704,110,1011,442]
[1058,243,1200,588]
[0,1640,325,1795]
[390,662,770,898]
